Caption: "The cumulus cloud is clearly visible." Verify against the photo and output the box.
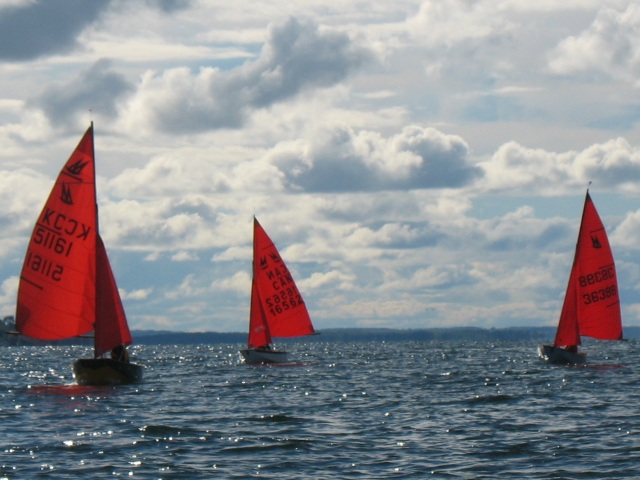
[171,251,199,261]
[575,138,640,188]
[0,1,195,63]
[0,0,111,61]
[344,221,441,249]
[123,16,376,134]
[406,0,515,47]
[106,124,481,201]
[4,0,640,333]
[0,276,18,316]
[548,4,640,84]
[0,167,55,233]
[480,142,574,193]
[301,270,357,291]
[146,0,193,13]
[211,271,251,296]
[611,209,640,250]
[479,138,640,194]
[107,153,283,199]
[271,125,482,192]
[121,287,153,300]
[28,59,135,129]
[98,196,225,251]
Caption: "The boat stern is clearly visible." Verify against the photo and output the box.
[538,344,587,365]
[73,358,143,385]
[240,348,289,365]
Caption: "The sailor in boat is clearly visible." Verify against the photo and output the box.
[111,344,130,363]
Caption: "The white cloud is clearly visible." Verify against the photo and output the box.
[406,0,515,48]
[272,124,481,192]
[479,137,640,194]
[0,1,110,61]
[479,142,575,193]
[3,0,640,334]
[171,251,199,261]
[549,4,640,85]
[118,16,376,134]
[121,287,153,300]
[611,209,640,250]
[211,271,251,296]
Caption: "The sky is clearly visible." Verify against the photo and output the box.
[1,0,640,334]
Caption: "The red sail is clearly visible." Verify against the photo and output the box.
[16,125,97,340]
[16,124,134,358]
[94,234,132,357]
[247,217,315,346]
[554,192,622,346]
[554,262,580,347]
[247,278,271,348]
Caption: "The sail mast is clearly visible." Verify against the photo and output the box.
[90,122,99,358]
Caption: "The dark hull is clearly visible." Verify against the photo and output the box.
[72,358,143,385]
[538,344,587,365]
[240,348,289,364]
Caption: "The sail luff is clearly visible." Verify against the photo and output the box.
[553,261,581,347]
[247,278,271,348]
[91,122,99,357]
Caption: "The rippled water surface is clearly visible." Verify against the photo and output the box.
[1,340,640,478]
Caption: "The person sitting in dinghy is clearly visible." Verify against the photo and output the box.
[566,345,578,353]
[111,344,130,363]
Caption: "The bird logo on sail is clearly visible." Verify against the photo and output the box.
[66,159,88,177]
[269,252,281,263]
[591,234,602,249]
[60,183,73,205]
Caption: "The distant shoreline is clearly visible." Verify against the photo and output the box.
[134,325,640,344]
[6,325,640,346]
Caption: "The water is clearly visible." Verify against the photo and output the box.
[1,340,639,479]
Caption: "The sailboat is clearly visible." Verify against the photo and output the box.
[240,217,316,364]
[16,123,143,385]
[538,190,623,364]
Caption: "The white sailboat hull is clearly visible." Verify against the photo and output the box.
[538,344,587,365]
[240,348,289,365]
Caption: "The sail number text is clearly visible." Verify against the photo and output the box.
[24,207,93,283]
[32,226,74,257]
[579,266,617,305]
[40,208,91,240]
[24,251,63,281]
[265,288,304,316]
[578,266,614,287]
[582,285,617,305]
[262,265,305,316]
